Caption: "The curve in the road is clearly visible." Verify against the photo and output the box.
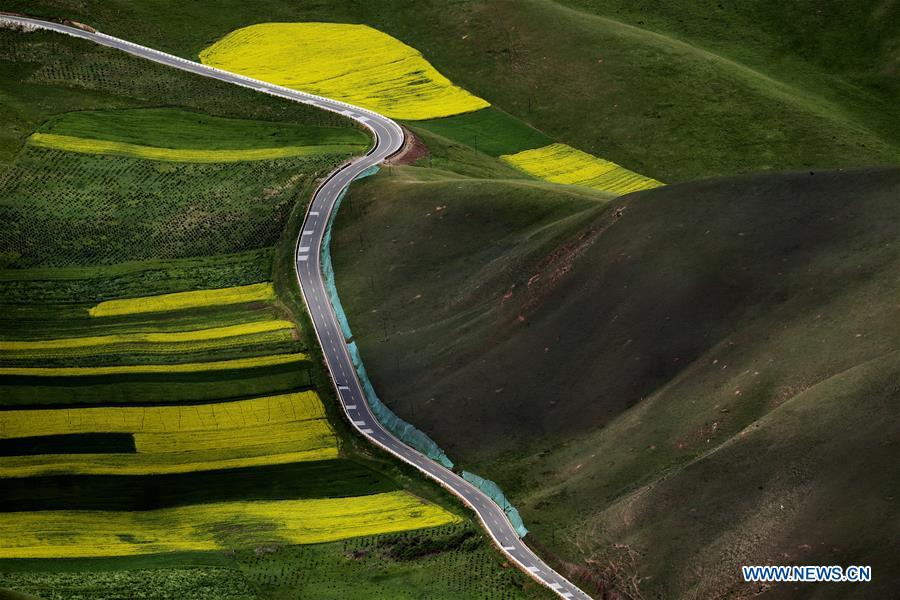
[1,15,592,600]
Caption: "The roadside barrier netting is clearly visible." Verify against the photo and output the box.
[461,471,529,537]
[320,165,453,468]
[321,164,529,538]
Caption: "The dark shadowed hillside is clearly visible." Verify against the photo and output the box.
[335,166,899,598]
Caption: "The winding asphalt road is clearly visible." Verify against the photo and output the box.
[2,15,593,600]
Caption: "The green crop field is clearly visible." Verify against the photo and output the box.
[0,524,553,599]
[0,23,545,600]
[1,145,344,268]
[413,107,553,157]
[37,108,368,153]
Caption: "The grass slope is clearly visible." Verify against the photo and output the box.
[332,170,610,435]
[412,107,552,156]
[8,0,899,181]
[557,0,899,124]
[334,166,900,598]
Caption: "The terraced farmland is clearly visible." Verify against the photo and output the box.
[0,388,340,477]
[0,25,545,600]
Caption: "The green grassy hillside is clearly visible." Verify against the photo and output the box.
[8,0,899,181]
[334,166,899,598]
[558,0,899,101]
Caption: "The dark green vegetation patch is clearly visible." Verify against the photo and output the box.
[233,523,550,599]
[38,108,369,151]
[0,568,254,600]
[0,461,394,511]
[0,366,313,408]
[0,433,135,457]
[0,249,274,305]
[0,146,343,269]
[412,107,551,157]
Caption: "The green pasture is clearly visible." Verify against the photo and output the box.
[37,108,368,152]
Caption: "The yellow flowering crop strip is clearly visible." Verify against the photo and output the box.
[0,390,325,437]
[89,282,275,317]
[0,391,338,476]
[0,492,459,558]
[0,446,338,478]
[501,143,663,196]
[0,320,296,359]
[0,352,306,377]
[28,132,360,163]
[200,23,489,120]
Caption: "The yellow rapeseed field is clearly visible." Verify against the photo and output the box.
[0,352,305,377]
[0,391,338,476]
[1,492,460,558]
[0,319,296,358]
[0,390,327,437]
[28,132,359,163]
[199,23,489,120]
[501,143,663,196]
[0,446,338,478]
[88,282,276,317]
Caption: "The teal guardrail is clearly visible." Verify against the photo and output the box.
[320,165,453,469]
[461,471,529,537]
[320,164,530,537]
